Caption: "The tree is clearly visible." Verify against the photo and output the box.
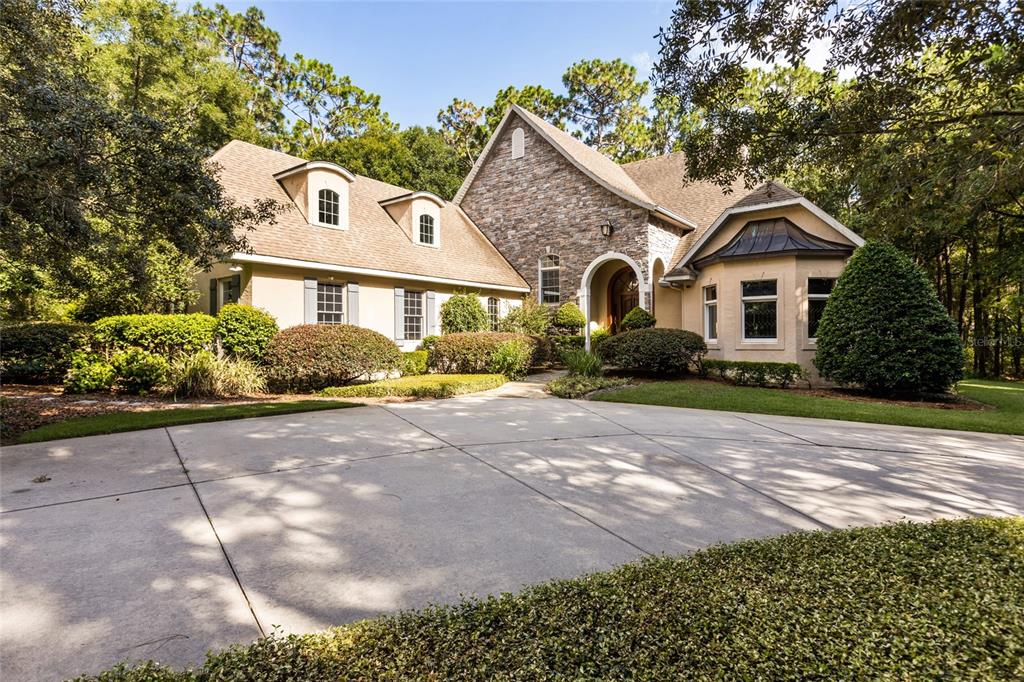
[1,0,279,317]
[437,98,486,173]
[563,58,650,160]
[653,0,1024,377]
[311,126,464,199]
[814,241,964,395]
[485,85,568,131]
[440,293,489,334]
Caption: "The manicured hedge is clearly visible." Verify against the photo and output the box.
[92,313,217,357]
[439,293,488,334]
[264,324,401,392]
[814,241,964,394]
[401,351,428,376]
[76,518,1024,681]
[553,302,586,332]
[0,321,92,383]
[321,374,505,399]
[599,328,706,376]
[428,332,536,375]
[620,306,656,330]
[216,305,278,360]
[703,359,806,387]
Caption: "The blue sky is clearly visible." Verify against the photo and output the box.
[224,1,678,129]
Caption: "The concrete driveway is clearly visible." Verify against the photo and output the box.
[2,396,1022,681]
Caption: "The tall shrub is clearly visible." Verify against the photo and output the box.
[216,304,278,360]
[554,303,586,333]
[264,324,401,392]
[814,241,964,394]
[498,298,551,335]
[0,321,92,383]
[440,293,488,334]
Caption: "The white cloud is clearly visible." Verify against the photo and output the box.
[631,51,654,76]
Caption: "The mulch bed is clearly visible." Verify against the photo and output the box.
[0,384,333,444]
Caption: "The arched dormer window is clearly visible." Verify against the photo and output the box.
[539,254,560,303]
[318,189,340,226]
[511,127,525,159]
[418,214,435,245]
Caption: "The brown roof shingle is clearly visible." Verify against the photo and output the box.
[210,141,527,289]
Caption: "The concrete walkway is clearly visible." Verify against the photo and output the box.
[1,396,1021,681]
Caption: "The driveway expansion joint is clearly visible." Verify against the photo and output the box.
[164,428,266,637]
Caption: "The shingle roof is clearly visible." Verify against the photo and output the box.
[210,140,527,289]
[692,216,854,268]
[730,181,803,208]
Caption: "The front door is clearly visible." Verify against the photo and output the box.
[608,267,639,332]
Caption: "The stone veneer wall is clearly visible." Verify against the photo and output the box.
[460,113,654,304]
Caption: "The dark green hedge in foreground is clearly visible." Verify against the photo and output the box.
[77,518,1023,681]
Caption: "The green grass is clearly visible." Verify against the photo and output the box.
[593,378,1024,435]
[320,374,505,398]
[15,400,358,444]
[78,518,1024,681]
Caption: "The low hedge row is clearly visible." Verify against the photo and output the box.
[92,313,218,356]
[75,518,1024,681]
[599,328,706,376]
[320,374,505,399]
[703,359,807,388]
[265,324,401,392]
[0,321,92,383]
[427,332,537,379]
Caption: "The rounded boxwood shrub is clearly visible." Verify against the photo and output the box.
[0,321,92,383]
[428,332,536,374]
[599,328,706,376]
[554,302,586,332]
[440,293,489,334]
[264,324,401,392]
[814,241,964,394]
[63,351,116,394]
[216,304,279,361]
[92,313,217,357]
[620,306,656,331]
[111,347,170,395]
[401,350,429,376]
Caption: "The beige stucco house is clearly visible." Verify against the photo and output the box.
[202,105,863,374]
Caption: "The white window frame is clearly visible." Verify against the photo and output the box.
[404,290,425,340]
[539,254,560,304]
[741,279,778,342]
[316,281,345,325]
[417,214,436,246]
[218,277,240,309]
[487,296,500,331]
[511,127,525,159]
[317,188,340,227]
[703,284,718,343]
[807,277,836,342]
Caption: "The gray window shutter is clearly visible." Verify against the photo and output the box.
[209,279,218,315]
[426,291,437,336]
[394,287,405,340]
[304,277,317,324]
[346,282,359,326]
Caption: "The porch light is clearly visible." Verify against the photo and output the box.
[228,265,243,272]
[600,222,615,237]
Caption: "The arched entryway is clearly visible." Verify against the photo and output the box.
[608,266,639,332]
[578,251,647,350]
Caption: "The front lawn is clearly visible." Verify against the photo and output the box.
[13,400,357,444]
[320,374,505,398]
[593,378,1024,435]
[79,518,1024,680]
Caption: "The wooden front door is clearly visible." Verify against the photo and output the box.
[609,266,639,332]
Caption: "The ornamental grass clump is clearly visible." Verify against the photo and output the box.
[167,351,267,398]
[814,241,964,394]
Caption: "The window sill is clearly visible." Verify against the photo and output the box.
[736,340,785,351]
[312,221,347,230]
[413,241,440,249]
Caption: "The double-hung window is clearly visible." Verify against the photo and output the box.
[540,255,560,303]
[404,290,424,340]
[703,285,718,342]
[741,279,778,341]
[807,277,836,340]
[318,189,340,226]
[317,282,344,324]
[418,214,435,245]
[487,297,500,331]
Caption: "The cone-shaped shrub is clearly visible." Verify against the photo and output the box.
[440,293,488,334]
[814,241,963,394]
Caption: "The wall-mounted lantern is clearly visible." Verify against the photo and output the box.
[599,222,615,237]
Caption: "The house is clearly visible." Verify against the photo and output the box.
[201,104,863,374]
[200,141,529,351]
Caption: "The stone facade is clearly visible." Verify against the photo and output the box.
[460,112,672,306]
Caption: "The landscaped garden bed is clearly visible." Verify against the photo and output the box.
[74,517,1024,680]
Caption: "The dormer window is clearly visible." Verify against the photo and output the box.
[318,189,340,226]
[419,214,435,245]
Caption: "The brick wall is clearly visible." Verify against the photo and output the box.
[460,113,654,304]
